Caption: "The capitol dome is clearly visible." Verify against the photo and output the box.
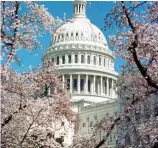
[43,0,118,110]
[54,17,108,47]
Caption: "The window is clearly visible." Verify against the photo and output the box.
[93,56,96,65]
[73,79,77,90]
[81,32,83,36]
[79,4,81,13]
[104,58,106,67]
[67,79,70,89]
[99,56,101,66]
[83,123,86,127]
[71,32,73,36]
[87,55,90,64]
[62,55,65,64]
[61,122,64,126]
[68,55,71,63]
[57,56,59,65]
[81,55,84,63]
[75,55,78,63]
[80,79,84,91]
[107,59,109,68]
[88,79,91,92]
[76,32,78,36]
[66,33,68,36]
[52,58,54,63]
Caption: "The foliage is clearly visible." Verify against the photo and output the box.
[95,1,158,148]
[1,2,75,147]
[1,64,75,148]
[1,1,63,70]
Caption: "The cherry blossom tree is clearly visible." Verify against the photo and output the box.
[1,2,75,147]
[1,1,63,71]
[95,1,158,148]
[1,63,76,147]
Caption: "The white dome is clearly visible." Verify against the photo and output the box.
[43,0,118,105]
[53,17,107,46]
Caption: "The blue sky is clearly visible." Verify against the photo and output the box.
[11,1,125,73]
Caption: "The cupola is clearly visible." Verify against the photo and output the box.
[73,0,86,18]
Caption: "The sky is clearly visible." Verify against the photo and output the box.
[11,1,125,73]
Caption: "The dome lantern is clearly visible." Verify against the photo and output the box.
[73,0,86,18]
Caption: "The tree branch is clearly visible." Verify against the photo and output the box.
[20,108,44,145]
[2,1,20,71]
[120,1,158,90]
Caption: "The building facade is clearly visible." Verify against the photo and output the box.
[43,0,118,147]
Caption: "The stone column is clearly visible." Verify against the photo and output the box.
[107,77,109,96]
[65,54,68,64]
[97,77,100,94]
[96,55,98,65]
[100,76,103,95]
[62,75,65,82]
[72,53,74,63]
[59,55,62,65]
[103,78,105,94]
[85,74,88,93]
[78,4,79,13]
[112,79,114,98]
[93,75,96,94]
[85,53,87,64]
[78,53,80,64]
[78,74,80,94]
[70,74,72,93]
[90,54,93,65]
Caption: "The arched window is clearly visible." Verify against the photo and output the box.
[81,55,84,63]
[75,55,78,63]
[87,55,90,64]
[57,56,59,65]
[104,58,106,67]
[99,56,101,66]
[93,56,96,65]
[62,55,65,64]
[68,55,71,63]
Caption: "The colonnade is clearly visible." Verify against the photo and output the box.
[53,52,114,69]
[62,74,116,98]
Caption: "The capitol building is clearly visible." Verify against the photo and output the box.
[43,0,118,147]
